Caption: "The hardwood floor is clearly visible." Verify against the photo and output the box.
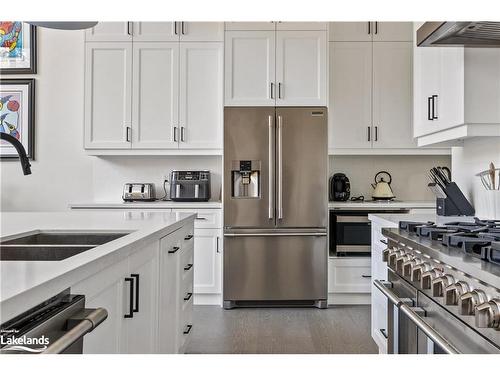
[186,305,378,354]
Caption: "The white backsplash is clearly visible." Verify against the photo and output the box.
[329,155,451,201]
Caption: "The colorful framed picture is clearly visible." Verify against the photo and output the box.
[0,22,37,74]
[0,79,35,159]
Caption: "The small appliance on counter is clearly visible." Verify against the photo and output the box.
[170,170,210,202]
[122,183,156,202]
[427,166,475,216]
[329,173,350,201]
[371,171,396,201]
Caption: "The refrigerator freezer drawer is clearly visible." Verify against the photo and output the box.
[223,233,327,304]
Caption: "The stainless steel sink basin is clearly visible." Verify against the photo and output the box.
[0,231,130,261]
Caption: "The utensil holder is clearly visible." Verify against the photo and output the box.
[478,190,500,220]
[433,182,475,216]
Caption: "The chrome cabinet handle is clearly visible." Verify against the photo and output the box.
[131,273,139,313]
[173,126,178,142]
[373,279,461,354]
[181,126,186,142]
[277,115,283,220]
[124,277,134,318]
[41,308,108,354]
[268,115,274,220]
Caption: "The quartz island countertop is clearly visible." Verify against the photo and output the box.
[0,211,195,322]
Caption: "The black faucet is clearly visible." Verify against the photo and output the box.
[0,132,32,175]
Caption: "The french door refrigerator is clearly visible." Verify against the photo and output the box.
[223,107,328,309]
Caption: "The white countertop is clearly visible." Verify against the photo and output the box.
[70,200,222,210]
[368,212,476,228]
[329,200,435,209]
[0,211,195,322]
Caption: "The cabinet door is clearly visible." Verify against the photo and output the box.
[179,22,224,41]
[125,242,160,354]
[372,42,416,148]
[132,22,178,42]
[85,22,131,41]
[179,43,223,149]
[71,258,129,354]
[193,229,222,295]
[132,42,179,149]
[224,31,276,106]
[276,31,327,106]
[276,22,327,30]
[329,42,373,149]
[329,22,372,41]
[225,22,275,31]
[84,42,132,149]
[372,22,413,42]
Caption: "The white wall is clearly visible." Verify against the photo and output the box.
[329,155,451,201]
[452,138,500,219]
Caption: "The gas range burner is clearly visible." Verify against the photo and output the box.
[398,221,434,233]
[415,226,459,241]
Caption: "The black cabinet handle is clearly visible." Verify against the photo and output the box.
[216,236,220,253]
[368,22,371,35]
[375,21,378,35]
[374,126,378,142]
[183,324,193,335]
[124,277,134,318]
[367,126,371,142]
[427,97,433,121]
[380,239,388,245]
[184,292,193,301]
[168,246,180,254]
[278,82,282,99]
[432,94,438,120]
[184,234,194,241]
[174,21,178,35]
[184,263,193,271]
[195,217,207,221]
[131,273,139,313]
[361,275,372,278]
[380,328,388,339]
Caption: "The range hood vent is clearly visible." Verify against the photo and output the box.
[417,22,500,47]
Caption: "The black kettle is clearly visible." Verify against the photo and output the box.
[329,173,350,201]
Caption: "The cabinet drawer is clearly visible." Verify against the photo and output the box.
[180,248,194,284]
[172,209,221,229]
[328,257,371,293]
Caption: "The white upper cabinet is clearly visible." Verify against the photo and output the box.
[275,31,327,106]
[372,42,415,148]
[329,22,412,42]
[179,42,223,149]
[329,42,373,149]
[84,42,132,149]
[132,42,179,149]
[132,22,178,42]
[224,31,276,106]
[85,22,131,41]
[178,22,224,41]
[329,22,372,42]
[225,22,276,31]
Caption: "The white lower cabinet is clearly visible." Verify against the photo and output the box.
[328,257,371,305]
[193,229,222,295]
[70,221,194,354]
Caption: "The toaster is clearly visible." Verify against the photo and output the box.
[123,183,156,202]
[170,170,210,202]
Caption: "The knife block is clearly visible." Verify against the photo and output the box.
[435,182,475,216]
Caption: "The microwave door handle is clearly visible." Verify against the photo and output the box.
[277,115,283,220]
[268,115,274,220]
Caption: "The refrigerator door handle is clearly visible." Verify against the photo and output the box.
[277,115,283,220]
[268,115,274,220]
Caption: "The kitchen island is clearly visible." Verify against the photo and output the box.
[0,210,196,353]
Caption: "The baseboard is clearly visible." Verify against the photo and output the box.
[194,293,222,306]
[328,293,370,305]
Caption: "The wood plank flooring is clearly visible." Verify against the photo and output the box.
[186,305,378,354]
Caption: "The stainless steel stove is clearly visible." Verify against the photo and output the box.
[374,218,500,354]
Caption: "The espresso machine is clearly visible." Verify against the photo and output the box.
[231,160,260,199]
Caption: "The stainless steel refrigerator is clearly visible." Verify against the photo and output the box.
[223,107,328,309]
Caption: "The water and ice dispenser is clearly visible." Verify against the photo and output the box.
[231,160,260,198]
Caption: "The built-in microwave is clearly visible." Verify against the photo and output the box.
[329,208,409,256]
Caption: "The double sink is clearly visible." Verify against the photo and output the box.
[0,231,129,261]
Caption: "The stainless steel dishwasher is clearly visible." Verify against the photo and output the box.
[0,290,107,354]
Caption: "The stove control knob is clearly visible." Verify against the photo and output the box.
[403,258,422,278]
[388,250,405,268]
[445,281,470,305]
[475,299,500,328]
[432,275,455,297]
[459,289,488,315]
[411,262,432,282]
[395,254,413,274]
[421,268,443,290]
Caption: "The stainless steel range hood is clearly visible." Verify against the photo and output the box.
[417,22,500,47]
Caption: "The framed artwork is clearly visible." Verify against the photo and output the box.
[0,22,37,74]
[0,79,35,159]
